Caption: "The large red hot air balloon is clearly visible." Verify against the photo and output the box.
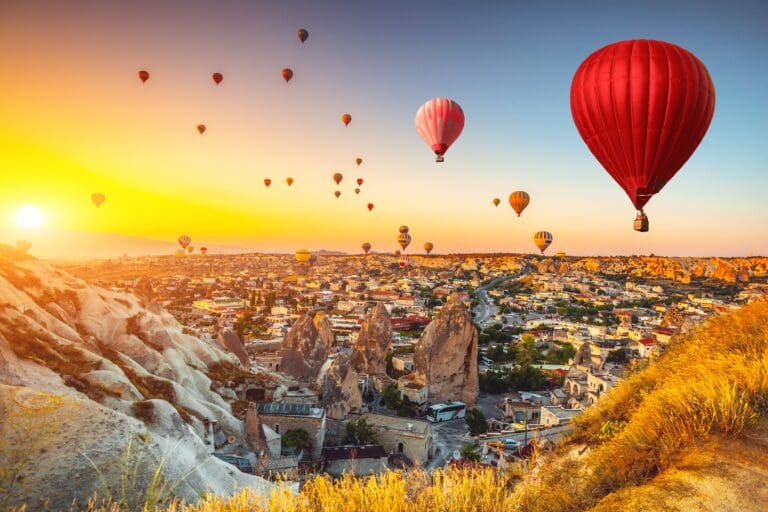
[212,72,223,84]
[138,70,149,83]
[415,98,465,162]
[570,39,715,232]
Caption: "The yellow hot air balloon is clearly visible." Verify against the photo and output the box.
[186,245,194,254]
[492,197,500,207]
[424,242,434,254]
[295,249,311,263]
[509,191,530,216]
[533,231,553,254]
[91,193,105,208]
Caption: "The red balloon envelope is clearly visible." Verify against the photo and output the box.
[367,203,374,211]
[212,72,223,84]
[570,39,715,230]
[138,70,149,83]
[415,97,465,162]
[356,178,363,186]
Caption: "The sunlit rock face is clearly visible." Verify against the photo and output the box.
[217,328,249,368]
[317,353,362,420]
[279,311,333,381]
[350,303,392,375]
[412,293,478,407]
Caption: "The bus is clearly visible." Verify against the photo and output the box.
[426,402,467,422]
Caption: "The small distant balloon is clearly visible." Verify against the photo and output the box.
[333,172,343,185]
[281,68,293,82]
[397,230,412,251]
[264,179,272,187]
[492,198,500,207]
[398,254,409,268]
[354,187,360,195]
[200,247,208,255]
[533,231,553,254]
[91,193,105,208]
[399,225,409,234]
[197,124,206,135]
[367,203,374,211]
[424,242,434,254]
[187,245,194,254]
[362,242,371,254]
[286,177,294,186]
[356,178,363,186]
[341,114,352,126]
[138,70,149,83]
[178,235,191,249]
[334,190,341,198]
[297,29,308,43]
[212,72,223,84]
[355,158,362,166]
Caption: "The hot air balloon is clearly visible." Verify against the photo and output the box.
[354,187,360,195]
[555,251,566,258]
[264,179,272,187]
[424,242,434,254]
[138,70,149,83]
[333,172,343,185]
[334,190,341,198]
[492,198,500,207]
[415,97,465,162]
[212,72,223,84]
[362,242,371,255]
[397,226,411,251]
[367,203,374,211]
[15,240,31,253]
[508,191,530,217]
[398,254,409,268]
[178,235,191,249]
[91,193,105,208]
[281,68,293,82]
[356,178,363,186]
[533,231,553,254]
[298,29,308,43]
[570,40,715,232]
[187,245,194,254]
[341,114,351,126]
[200,247,208,255]
[286,177,294,186]
[399,225,409,234]
[295,249,311,263]
[355,158,362,166]
[197,124,206,135]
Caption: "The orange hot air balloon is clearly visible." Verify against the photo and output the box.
[200,246,208,255]
[138,70,149,83]
[355,158,363,166]
[197,124,206,135]
[341,114,352,126]
[91,193,105,208]
[362,242,371,254]
[509,191,530,217]
[264,179,272,187]
[424,242,434,254]
[281,68,293,82]
[334,190,341,198]
[286,177,294,186]
[178,235,191,249]
[333,172,343,185]
[354,187,360,195]
[356,178,363,186]
[492,198,500,207]
[367,203,374,211]
[399,225,409,234]
[212,72,223,84]
[298,29,308,43]
[533,231,553,254]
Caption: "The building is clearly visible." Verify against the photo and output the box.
[397,377,428,406]
[362,413,436,465]
[392,353,415,373]
[540,405,581,427]
[322,445,389,477]
[502,399,541,424]
[247,403,326,460]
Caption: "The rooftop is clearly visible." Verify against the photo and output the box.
[256,403,324,418]
[322,445,388,461]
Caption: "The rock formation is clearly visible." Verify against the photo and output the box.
[412,293,478,407]
[217,328,249,368]
[279,311,334,381]
[317,353,363,420]
[350,303,392,374]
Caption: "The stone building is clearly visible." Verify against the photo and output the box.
[362,412,436,465]
[246,402,326,460]
[540,405,580,427]
[322,445,389,477]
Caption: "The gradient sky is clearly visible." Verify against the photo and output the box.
[1,0,767,257]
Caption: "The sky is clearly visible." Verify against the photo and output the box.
[1,0,767,257]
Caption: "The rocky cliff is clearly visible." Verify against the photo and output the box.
[216,328,249,368]
[0,246,273,509]
[278,311,334,381]
[350,303,392,375]
[412,294,478,407]
[317,353,363,420]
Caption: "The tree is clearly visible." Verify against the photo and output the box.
[465,408,489,436]
[343,418,378,445]
[282,429,311,450]
[381,383,401,410]
[460,443,481,461]
[606,348,628,364]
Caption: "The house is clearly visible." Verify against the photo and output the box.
[322,445,389,476]
[635,338,659,358]
[246,403,326,460]
[502,399,541,424]
[540,405,581,427]
[392,353,415,373]
[397,377,428,406]
[362,413,436,465]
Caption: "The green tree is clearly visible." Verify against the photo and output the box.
[281,429,312,450]
[460,443,481,461]
[343,418,378,445]
[465,408,489,436]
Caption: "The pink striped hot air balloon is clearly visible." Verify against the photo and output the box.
[415,97,465,162]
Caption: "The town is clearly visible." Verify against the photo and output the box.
[62,252,768,479]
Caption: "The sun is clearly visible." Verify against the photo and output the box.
[15,205,44,229]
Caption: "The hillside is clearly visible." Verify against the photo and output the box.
[0,245,273,510]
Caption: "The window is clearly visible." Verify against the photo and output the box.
[398,442,404,453]
[275,424,280,434]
